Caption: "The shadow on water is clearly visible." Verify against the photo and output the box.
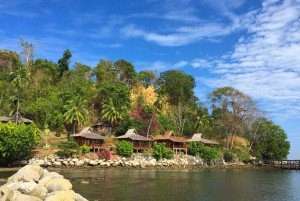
[1,168,300,201]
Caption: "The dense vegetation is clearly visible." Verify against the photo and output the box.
[116,141,134,157]
[0,122,41,165]
[152,143,173,160]
[0,42,290,161]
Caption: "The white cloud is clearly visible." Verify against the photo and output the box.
[121,23,234,46]
[195,0,300,119]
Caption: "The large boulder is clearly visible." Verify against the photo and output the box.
[43,178,72,192]
[7,165,44,183]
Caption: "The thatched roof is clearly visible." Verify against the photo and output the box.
[153,131,187,143]
[0,114,33,124]
[117,129,152,141]
[73,127,106,140]
[187,133,219,145]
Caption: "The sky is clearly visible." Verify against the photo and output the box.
[0,0,299,158]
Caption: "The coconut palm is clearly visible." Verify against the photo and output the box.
[63,96,89,137]
[101,98,127,130]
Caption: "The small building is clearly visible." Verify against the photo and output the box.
[187,133,219,146]
[0,113,33,124]
[73,127,106,152]
[153,131,188,155]
[116,129,152,152]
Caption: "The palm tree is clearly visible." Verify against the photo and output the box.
[101,98,127,130]
[63,96,89,138]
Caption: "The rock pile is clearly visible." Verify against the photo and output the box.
[27,154,210,168]
[0,165,88,201]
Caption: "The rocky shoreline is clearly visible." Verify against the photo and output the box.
[25,154,232,168]
[0,165,88,201]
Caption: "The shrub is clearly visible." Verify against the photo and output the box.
[0,122,41,165]
[152,143,173,160]
[97,150,112,160]
[116,141,133,157]
[234,148,251,163]
[188,142,221,162]
[79,145,91,154]
[223,150,235,162]
[56,140,79,158]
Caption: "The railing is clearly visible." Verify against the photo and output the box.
[264,160,300,170]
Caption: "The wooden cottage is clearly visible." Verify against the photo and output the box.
[187,133,219,146]
[116,129,152,152]
[73,127,106,152]
[0,113,33,124]
[153,131,188,154]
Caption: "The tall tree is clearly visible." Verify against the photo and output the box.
[157,70,196,134]
[252,118,290,160]
[57,49,72,77]
[94,59,116,84]
[114,59,136,86]
[210,87,258,149]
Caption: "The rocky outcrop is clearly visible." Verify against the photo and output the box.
[0,165,88,201]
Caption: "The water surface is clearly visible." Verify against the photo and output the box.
[1,168,299,201]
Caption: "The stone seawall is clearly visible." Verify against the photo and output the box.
[0,165,88,201]
[27,154,226,168]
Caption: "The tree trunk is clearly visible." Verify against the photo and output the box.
[146,113,154,138]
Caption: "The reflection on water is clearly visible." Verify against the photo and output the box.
[1,168,300,201]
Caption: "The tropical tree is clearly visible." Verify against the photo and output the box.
[101,98,128,130]
[63,96,89,137]
[252,118,290,160]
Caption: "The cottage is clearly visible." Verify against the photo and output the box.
[153,131,188,155]
[73,127,106,152]
[187,133,219,146]
[0,113,33,124]
[116,129,152,152]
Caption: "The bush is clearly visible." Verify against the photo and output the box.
[79,145,91,154]
[152,143,173,160]
[56,140,79,158]
[234,148,251,163]
[116,141,133,157]
[0,122,41,165]
[223,150,235,162]
[188,142,221,162]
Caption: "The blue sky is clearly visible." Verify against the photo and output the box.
[0,0,299,158]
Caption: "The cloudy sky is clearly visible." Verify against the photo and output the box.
[0,0,299,158]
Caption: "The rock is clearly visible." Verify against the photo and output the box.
[29,184,48,200]
[7,165,44,183]
[6,181,37,194]
[88,160,98,166]
[53,161,62,167]
[43,178,72,192]
[0,185,14,201]
[8,190,43,201]
[75,160,85,166]
[45,190,75,201]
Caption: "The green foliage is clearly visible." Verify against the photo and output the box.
[116,140,133,157]
[63,96,89,135]
[137,70,156,87]
[188,142,221,162]
[57,49,72,77]
[0,123,41,165]
[79,145,91,154]
[223,150,235,162]
[253,119,290,160]
[152,143,173,160]
[158,70,195,105]
[56,140,79,158]
[233,148,251,162]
